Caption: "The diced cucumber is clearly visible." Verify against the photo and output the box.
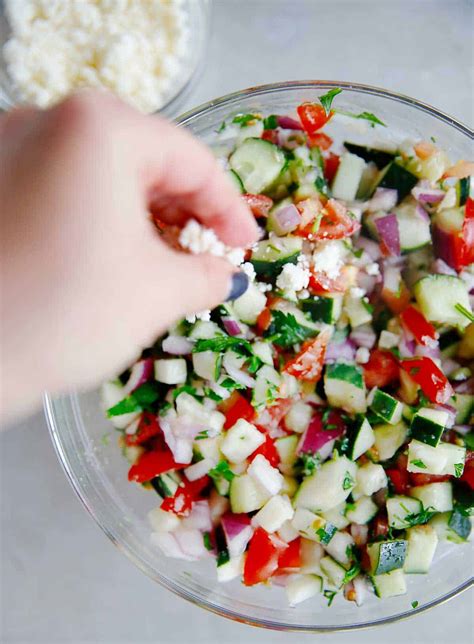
[386,495,423,529]
[324,363,367,414]
[227,169,244,193]
[368,389,403,425]
[300,539,325,574]
[371,569,407,598]
[331,152,366,201]
[372,161,418,201]
[403,525,438,574]
[321,502,350,530]
[294,456,357,513]
[407,440,466,476]
[252,340,273,366]
[346,496,378,525]
[373,422,408,461]
[456,176,473,206]
[192,350,220,382]
[232,282,267,324]
[301,295,343,324]
[451,393,474,424]
[229,474,269,513]
[343,292,373,328]
[357,162,379,199]
[252,495,294,533]
[454,484,474,516]
[410,481,453,513]
[148,507,181,533]
[394,203,431,252]
[434,206,464,233]
[154,358,187,384]
[275,434,299,465]
[229,137,286,194]
[150,471,181,498]
[346,418,375,461]
[291,508,325,542]
[189,320,223,340]
[367,540,407,574]
[251,236,303,280]
[320,555,347,588]
[324,531,355,567]
[221,419,265,463]
[343,142,395,169]
[356,463,388,496]
[101,381,140,429]
[286,574,323,606]
[284,401,313,434]
[252,365,281,409]
[281,475,299,498]
[430,510,472,543]
[216,554,245,582]
[410,407,448,447]
[414,275,472,329]
[193,435,223,463]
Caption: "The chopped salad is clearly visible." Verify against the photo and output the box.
[103,89,473,608]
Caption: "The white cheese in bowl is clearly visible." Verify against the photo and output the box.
[3,0,191,113]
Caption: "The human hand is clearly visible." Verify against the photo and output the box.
[0,91,259,423]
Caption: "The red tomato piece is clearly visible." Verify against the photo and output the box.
[381,281,411,314]
[297,103,333,136]
[128,449,186,483]
[160,475,210,517]
[220,391,256,430]
[308,269,347,294]
[283,329,331,382]
[324,152,340,182]
[312,199,360,241]
[243,528,288,586]
[250,433,280,468]
[371,512,389,539]
[400,306,438,346]
[359,545,372,572]
[400,357,454,404]
[276,537,301,573]
[261,129,279,144]
[409,473,451,486]
[308,132,333,150]
[242,193,273,218]
[255,398,293,433]
[256,307,272,333]
[363,349,400,389]
[386,468,410,495]
[460,465,474,490]
[125,412,162,446]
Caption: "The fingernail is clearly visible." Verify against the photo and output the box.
[226,271,249,301]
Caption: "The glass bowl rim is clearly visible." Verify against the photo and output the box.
[45,79,473,633]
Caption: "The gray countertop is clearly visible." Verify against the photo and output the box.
[1,1,473,642]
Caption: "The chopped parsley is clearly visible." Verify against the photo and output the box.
[318,87,342,115]
[232,113,261,127]
[410,459,427,469]
[296,452,320,477]
[315,175,330,197]
[209,460,236,483]
[316,523,337,545]
[203,532,213,551]
[335,109,386,127]
[107,382,160,417]
[455,303,474,323]
[172,385,199,400]
[401,506,437,528]
[263,114,278,129]
[217,120,226,133]
[411,600,419,609]
[193,335,252,354]
[195,430,209,441]
[220,377,246,391]
[342,562,361,585]
[342,471,355,491]
[464,433,474,451]
[454,463,464,478]
[203,388,223,402]
[265,310,317,348]
[323,590,337,606]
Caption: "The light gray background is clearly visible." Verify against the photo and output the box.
[1,1,473,643]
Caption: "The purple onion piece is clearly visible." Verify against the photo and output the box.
[123,358,154,394]
[375,213,401,256]
[277,115,304,130]
[324,339,356,363]
[368,188,398,212]
[273,204,301,234]
[412,183,445,204]
[222,317,241,336]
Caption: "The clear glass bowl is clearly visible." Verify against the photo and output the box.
[0,0,210,116]
[45,81,473,632]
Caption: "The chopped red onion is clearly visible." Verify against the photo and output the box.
[441,358,460,376]
[453,424,471,435]
[324,339,356,363]
[350,325,376,349]
[162,335,194,355]
[221,512,253,558]
[415,342,440,360]
[355,236,382,260]
[297,413,344,456]
[432,403,457,428]
[432,258,457,276]
[222,317,241,336]
[415,203,430,223]
[277,115,304,130]
[174,527,209,560]
[123,358,154,395]
[412,183,445,204]
[272,204,301,234]
[350,523,369,546]
[453,378,474,394]
[223,353,256,388]
[182,500,213,533]
[367,188,398,212]
[432,224,458,270]
[375,214,400,256]
[150,532,195,561]
[399,333,416,357]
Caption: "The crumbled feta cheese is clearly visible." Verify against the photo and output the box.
[257,282,273,293]
[276,263,310,294]
[366,262,381,276]
[185,310,211,324]
[355,347,370,364]
[298,289,310,300]
[241,262,256,282]
[226,248,246,267]
[312,240,345,279]
[350,287,366,298]
[3,0,190,113]
[378,330,400,350]
[179,220,225,256]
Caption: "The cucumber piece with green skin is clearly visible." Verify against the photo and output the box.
[410,481,453,513]
[229,474,269,513]
[403,525,438,574]
[368,540,407,575]
[343,142,395,169]
[229,138,286,194]
[301,295,343,324]
[386,495,423,529]
[453,484,474,516]
[410,407,448,447]
[456,176,473,206]
[321,502,351,530]
[413,275,472,329]
[372,161,418,201]
[320,555,347,588]
[448,507,472,541]
[192,350,221,382]
[371,569,407,598]
[430,509,472,543]
[331,152,366,201]
[394,203,432,252]
[252,365,281,409]
[150,471,181,498]
[439,328,460,358]
[373,422,408,461]
[324,363,367,414]
[294,456,357,513]
[232,282,267,324]
[451,393,474,424]
[368,388,403,425]
[227,169,244,193]
[407,440,466,476]
[346,417,375,460]
[275,434,299,466]
[343,292,373,328]
[345,495,378,524]
[251,236,303,280]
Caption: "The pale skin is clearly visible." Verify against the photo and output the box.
[0,90,259,425]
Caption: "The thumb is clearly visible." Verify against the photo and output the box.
[157,249,249,323]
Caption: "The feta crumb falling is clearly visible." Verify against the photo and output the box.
[3,0,191,113]
[276,263,310,295]
[179,219,245,267]
[312,240,345,279]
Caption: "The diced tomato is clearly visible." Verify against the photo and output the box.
[400,357,454,404]
[220,391,256,430]
[261,129,279,144]
[308,132,333,150]
[256,307,272,333]
[243,528,288,586]
[125,412,161,446]
[276,537,301,573]
[363,349,400,389]
[381,281,411,314]
[462,198,474,266]
[433,198,474,270]
[283,330,331,382]
[371,512,389,539]
[160,475,210,517]
[242,193,273,218]
[386,468,410,495]
[324,152,340,182]
[300,199,359,241]
[308,269,347,295]
[409,473,451,486]
[460,451,474,490]
[128,449,186,483]
[400,306,438,346]
[250,433,280,468]
[255,398,292,433]
[297,103,333,136]
[359,545,371,572]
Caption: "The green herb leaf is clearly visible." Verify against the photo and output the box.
[455,303,474,323]
[454,462,464,478]
[203,388,223,402]
[410,459,427,469]
[342,563,361,585]
[209,460,236,483]
[107,396,141,417]
[316,523,337,545]
[411,600,419,609]
[220,377,246,391]
[232,113,261,127]
[265,310,317,348]
[323,590,337,606]
[193,335,252,354]
[401,506,437,528]
[342,471,355,491]
[335,109,386,127]
[464,433,474,451]
[217,120,226,133]
[107,382,159,417]
[315,175,330,197]
[195,430,209,441]
[263,114,278,129]
[296,452,321,477]
[172,385,199,400]
[203,532,213,551]
[319,88,342,115]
